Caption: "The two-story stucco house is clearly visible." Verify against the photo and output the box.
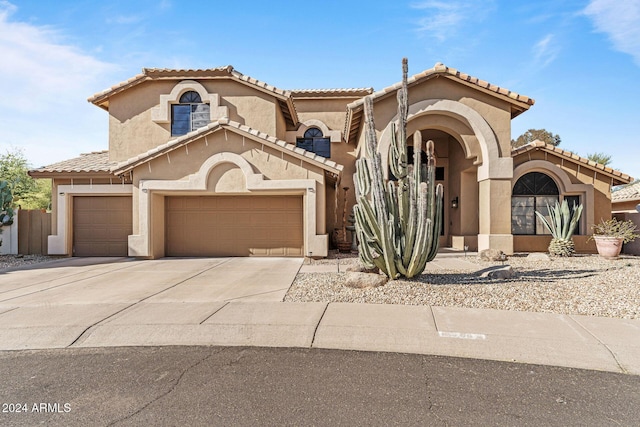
[30,63,633,258]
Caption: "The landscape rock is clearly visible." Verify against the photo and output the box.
[345,265,379,274]
[477,265,514,280]
[479,249,507,262]
[527,253,551,262]
[344,272,388,289]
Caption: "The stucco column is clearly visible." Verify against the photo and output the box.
[477,178,513,255]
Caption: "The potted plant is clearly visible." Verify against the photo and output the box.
[535,200,583,257]
[590,218,640,259]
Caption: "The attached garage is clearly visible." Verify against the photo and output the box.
[165,195,304,257]
[73,196,133,256]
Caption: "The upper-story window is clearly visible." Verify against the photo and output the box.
[171,91,211,136]
[296,128,331,158]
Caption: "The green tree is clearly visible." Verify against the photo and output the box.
[586,152,612,166]
[0,148,51,210]
[511,129,561,148]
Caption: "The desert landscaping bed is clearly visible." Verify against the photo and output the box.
[286,253,640,319]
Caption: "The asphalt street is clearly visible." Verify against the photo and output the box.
[0,346,638,426]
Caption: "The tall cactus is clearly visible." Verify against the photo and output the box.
[353,58,444,279]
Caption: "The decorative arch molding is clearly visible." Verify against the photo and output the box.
[377,99,512,181]
[128,152,327,258]
[151,79,229,124]
[286,119,341,143]
[512,160,594,233]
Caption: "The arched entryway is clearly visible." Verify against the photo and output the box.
[377,99,514,252]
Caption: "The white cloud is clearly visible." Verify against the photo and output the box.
[411,0,495,41]
[533,34,559,68]
[0,1,118,167]
[583,0,640,65]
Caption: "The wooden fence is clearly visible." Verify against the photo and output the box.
[17,209,51,255]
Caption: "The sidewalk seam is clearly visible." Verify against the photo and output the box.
[567,316,628,374]
[199,302,229,324]
[310,303,330,348]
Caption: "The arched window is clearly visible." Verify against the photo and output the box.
[296,127,331,158]
[511,172,559,235]
[171,90,210,136]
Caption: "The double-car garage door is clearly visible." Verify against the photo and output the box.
[72,195,303,257]
[166,195,303,257]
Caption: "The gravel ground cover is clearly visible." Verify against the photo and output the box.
[0,254,61,270]
[286,252,640,319]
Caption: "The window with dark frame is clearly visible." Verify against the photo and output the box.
[564,195,581,235]
[511,172,560,235]
[171,91,211,136]
[296,128,331,158]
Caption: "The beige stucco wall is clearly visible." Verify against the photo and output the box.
[106,79,284,162]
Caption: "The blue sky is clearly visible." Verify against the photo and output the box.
[1,0,639,179]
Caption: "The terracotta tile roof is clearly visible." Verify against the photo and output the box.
[511,141,634,185]
[291,88,374,97]
[88,66,291,104]
[349,62,534,109]
[111,118,344,176]
[87,66,298,126]
[29,151,115,175]
[612,180,640,202]
[344,62,535,144]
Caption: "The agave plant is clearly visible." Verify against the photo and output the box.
[535,199,583,257]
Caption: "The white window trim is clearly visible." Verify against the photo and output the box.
[151,80,229,124]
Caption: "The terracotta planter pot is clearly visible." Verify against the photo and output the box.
[594,236,624,259]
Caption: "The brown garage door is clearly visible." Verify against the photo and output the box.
[166,196,303,257]
[73,196,132,256]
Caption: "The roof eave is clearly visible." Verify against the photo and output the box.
[512,142,633,185]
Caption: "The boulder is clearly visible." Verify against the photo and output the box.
[344,272,388,289]
[345,265,379,274]
[526,253,551,262]
[479,249,507,262]
[477,265,514,279]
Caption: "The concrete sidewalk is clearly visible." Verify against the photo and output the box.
[0,299,638,375]
[0,255,638,375]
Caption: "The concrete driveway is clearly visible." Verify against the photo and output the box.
[0,257,304,350]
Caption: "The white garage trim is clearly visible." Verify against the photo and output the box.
[129,152,327,258]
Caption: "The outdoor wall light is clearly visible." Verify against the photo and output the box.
[451,196,459,209]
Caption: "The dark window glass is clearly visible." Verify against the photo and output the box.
[564,195,581,235]
[296,128,331,158]
[304,128,323,138]
[512,172,559,195]
[296,138,314,152]
[171,105,191,136]
[171,92,210,136]
[313,138,331,158]
[179,91,202,103]
[511,172,559,235]
[435,167,445,181]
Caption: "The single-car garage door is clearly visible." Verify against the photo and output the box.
[73,196,132,256]
[166,196,303,257]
